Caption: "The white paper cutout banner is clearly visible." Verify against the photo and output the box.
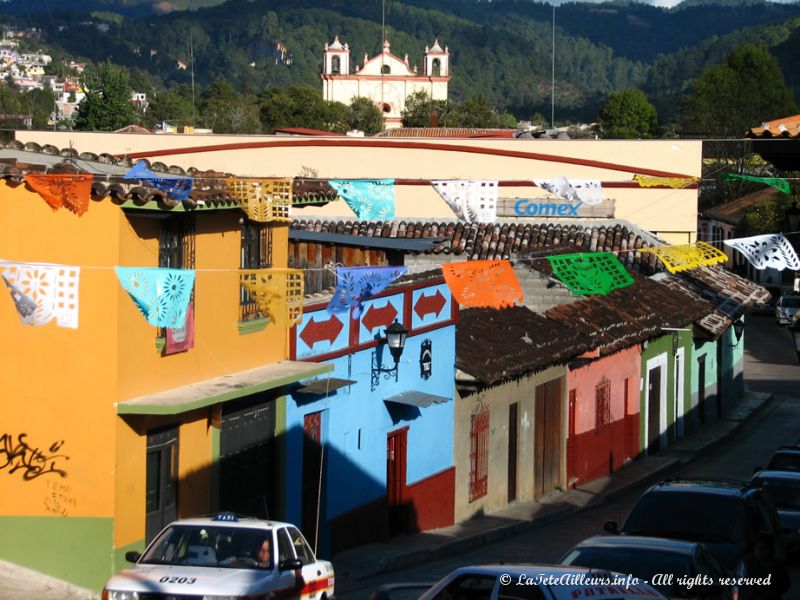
[432,180,498,223]
[534,176,604,206]
[0,261,80,328]
[724,234,800,271]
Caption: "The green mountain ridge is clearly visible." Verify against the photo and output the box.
[4,0,800,123]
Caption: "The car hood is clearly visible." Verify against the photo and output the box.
[104,564,278,595]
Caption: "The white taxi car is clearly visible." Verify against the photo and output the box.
[102,513,335,600]
[416,564,666,600]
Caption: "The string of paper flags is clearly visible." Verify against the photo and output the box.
[2,234,797,331]
[19,161,792,224]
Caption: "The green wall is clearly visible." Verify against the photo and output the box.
[0,516,113,591]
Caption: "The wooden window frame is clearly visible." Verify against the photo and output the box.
[595,377,611,430]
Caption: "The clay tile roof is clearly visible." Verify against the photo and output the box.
[702,187,782,225]
[656,266,770,339]
[373,128,517,138]
[748,114,800,138]
[290,218,662,272]
[456,306,594,386]
[544,276,714,355]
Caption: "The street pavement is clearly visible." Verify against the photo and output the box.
[0,315,796,600]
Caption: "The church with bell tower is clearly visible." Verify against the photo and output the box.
[321,37,451,129]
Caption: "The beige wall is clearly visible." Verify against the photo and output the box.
[18,132,701,243]
[454,365,567,522]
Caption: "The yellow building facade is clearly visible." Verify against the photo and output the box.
[0,167,331,590]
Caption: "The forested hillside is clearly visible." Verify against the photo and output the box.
[2,0,800,123]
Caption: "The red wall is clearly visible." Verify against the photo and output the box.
[404,467,456,531]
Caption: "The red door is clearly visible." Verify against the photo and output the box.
[387,428,408,536]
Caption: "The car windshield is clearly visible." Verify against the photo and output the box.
[140,524,275,569]
[752,478,800,510]
[562,547,692,594]
[780,297,800,308]
[622,493,745,543]
[766,453,800,472]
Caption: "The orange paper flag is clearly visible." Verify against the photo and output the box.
[24,174,94,216]
[441,260,523,309]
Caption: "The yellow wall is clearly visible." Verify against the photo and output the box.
[0,182,120,519]
[17,132,702,243]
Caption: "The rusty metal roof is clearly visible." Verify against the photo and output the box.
[544,275,714,355]
[456,305,594,385]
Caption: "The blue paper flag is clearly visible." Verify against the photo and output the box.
[326,266,408,318]
[329,179,395,220]
[115,267,195,328]
[124,161,193,201]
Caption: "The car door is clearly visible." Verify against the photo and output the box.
[428,573,498,600]
[287,525,329,600]
[275,527,305,594]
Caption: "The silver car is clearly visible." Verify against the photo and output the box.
[103,513,335,600]
[775,295,800,325]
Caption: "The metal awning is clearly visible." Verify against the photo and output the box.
[294,377,356,395]
[384,391,451,408]
[117,360,334,415]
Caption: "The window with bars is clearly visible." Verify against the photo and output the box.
[595,377,611,430]
[239,221,273,322]
[469,410,489,502]
[158,215,195,338]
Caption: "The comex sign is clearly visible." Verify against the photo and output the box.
[514,199,585,217]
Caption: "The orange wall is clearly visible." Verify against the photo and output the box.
[0,182,121,519]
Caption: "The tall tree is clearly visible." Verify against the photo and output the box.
[259,85,346,133]
[679,44,798,138]
[144,87,195,129]
[200,78,261,134]
[347,97,384,134]
[597,89,659,139]
[74,62,137,131]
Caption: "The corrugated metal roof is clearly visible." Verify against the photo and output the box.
[456,306,594,385]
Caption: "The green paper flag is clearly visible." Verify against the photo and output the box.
[547,252,634,296]
[722,173,791,194]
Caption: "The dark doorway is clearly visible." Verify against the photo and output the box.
[386,428,408,536]
[567,389,577,485]
[145,426,179,543]
[220,397,277,519]
[698,355,707,426]
[302,411,323,553]
[647,366,662,454]
[507,402,518,503]
[534,378,562,498]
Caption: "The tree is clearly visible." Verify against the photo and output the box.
[200,78,261,134]
[401,90,453,127]
[679,44,798,138]
[597,89,659,139]
[74,62,137,131]
[449,95,516,128]
[259,85,346,133]
[144,87,195,129]
[347,97,384,134]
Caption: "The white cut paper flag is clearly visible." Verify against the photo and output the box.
[432,180,498,223]
[534,176,604,206]
[0,261,80,328]
[724,234,800,271]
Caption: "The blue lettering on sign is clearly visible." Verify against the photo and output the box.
[513,199,585,217]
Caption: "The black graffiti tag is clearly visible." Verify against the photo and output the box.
[0,433,69,480]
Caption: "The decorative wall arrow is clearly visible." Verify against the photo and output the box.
[300,314,344,347]
[361,303,398,332]
[414,290,447,319]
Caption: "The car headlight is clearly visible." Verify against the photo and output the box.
[106,592,140,600]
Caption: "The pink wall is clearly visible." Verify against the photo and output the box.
[566,346,642,486]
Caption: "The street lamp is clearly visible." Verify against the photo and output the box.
[371,319,409,390]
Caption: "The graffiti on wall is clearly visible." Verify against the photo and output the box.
[0,433,69,480]
[43,480,77,516]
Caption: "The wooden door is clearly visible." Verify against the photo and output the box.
[387,428,407,536]
[302,411,323,552]
[647,366,661,454]
[534,378,563,498]
[698,355,707,425]
[567,389,577,486]
[507,402,518,503]
[145,426,179,543]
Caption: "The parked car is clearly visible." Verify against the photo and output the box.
[750,470,800,551]
[559,536,733,600]
[756,446,800,473]
[102,512,335,600]
[403,565,668,600]
[774,295,800,325]
[603,478,785,572]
